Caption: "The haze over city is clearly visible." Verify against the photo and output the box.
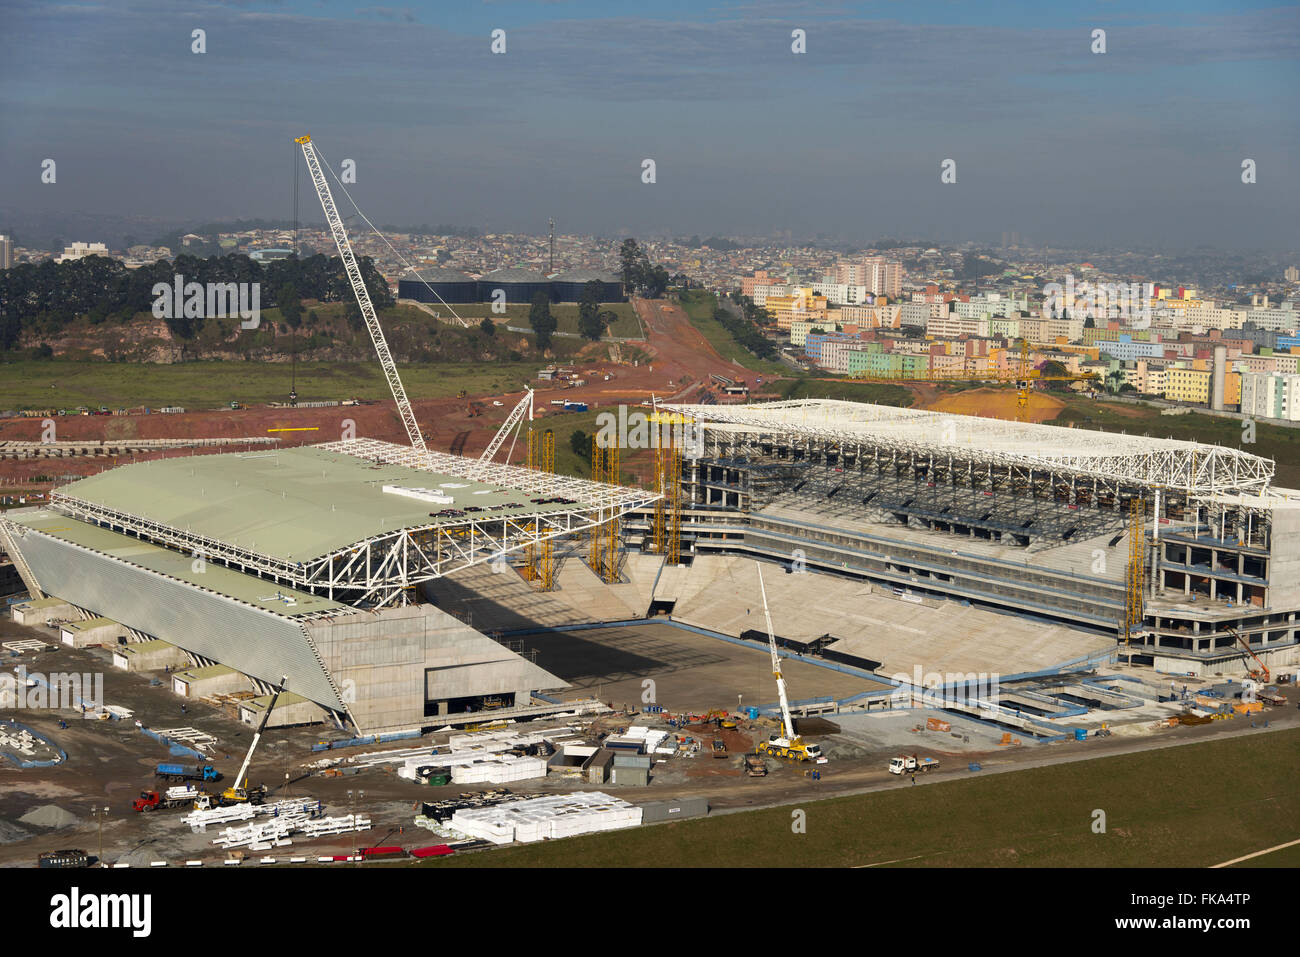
[3,0,1298,250]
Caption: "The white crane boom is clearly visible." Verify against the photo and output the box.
[757,566,797,741]
[473,388,533,472]
[232,675,288,792]
[295,135,426,455]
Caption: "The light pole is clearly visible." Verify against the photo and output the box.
[91,806,109,866]
[348,789,364,863]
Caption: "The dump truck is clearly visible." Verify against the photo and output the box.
[889,755,939,775]
[38,849,90,868]
[133,785,203,812]
[743,754,768,777]
[155,763,220,783]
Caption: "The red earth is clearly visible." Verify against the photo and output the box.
[0,297,768,491]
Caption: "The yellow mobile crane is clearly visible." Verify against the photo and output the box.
[754,567,827,764]
[194,676,288,810]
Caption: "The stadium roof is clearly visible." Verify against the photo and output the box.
[479,267,546,282]
[8,509,343,618]
[665,398,1275,496]
[48,440,658,605]
[552,269,620,283]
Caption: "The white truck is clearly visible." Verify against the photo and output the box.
[889,755,939,775]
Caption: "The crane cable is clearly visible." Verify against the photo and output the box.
[310,142,471,328]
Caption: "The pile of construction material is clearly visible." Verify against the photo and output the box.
[185,797,322,832]
[450,755,548,785]
[610,725,674,755]
[450,792,643,845]
[210,812,372,852]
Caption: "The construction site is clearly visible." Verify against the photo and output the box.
[1,136,1297,868]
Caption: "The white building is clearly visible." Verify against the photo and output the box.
[55,241,109,263]
[1240,371,1300,422]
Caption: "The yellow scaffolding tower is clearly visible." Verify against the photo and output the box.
[1124,495,1146,663]
[652,443,668,556]
[667,441,682,566]
[590,434,604,576]
[539,429,556,590]
[603,443,620,583]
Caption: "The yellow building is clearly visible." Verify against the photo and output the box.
[769,287,830,330]
[1163,366,1212,404]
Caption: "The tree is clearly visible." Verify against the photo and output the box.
[578,280,604,340]
[619,239,642,292]
[570,429,591,462]
[480,317,496,338]
[278,283,303,330]
[528,291,556,350]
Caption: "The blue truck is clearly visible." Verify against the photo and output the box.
[562,401,588,412]
[154,763,220,783]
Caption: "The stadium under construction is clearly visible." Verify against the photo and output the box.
[623,399,1300,679]
[4,397,1297,741]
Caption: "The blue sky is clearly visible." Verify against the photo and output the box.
[2,0,1297,250]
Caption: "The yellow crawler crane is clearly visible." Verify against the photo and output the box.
[753,568,826,764]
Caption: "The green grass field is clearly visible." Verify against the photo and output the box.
[677,291,788,377]
[0,358,540,411]
[1055,395,1300,488]
[427,727,1298,868]
[408,301,643,339]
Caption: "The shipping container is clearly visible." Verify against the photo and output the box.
[609,766,649,787]
[639,796,709,823]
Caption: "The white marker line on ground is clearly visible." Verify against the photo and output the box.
[1211,836,1300,868]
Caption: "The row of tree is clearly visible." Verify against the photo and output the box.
[0,252,392,351]
[618,239,671,298]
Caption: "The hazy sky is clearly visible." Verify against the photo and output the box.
[2,0,1298,250]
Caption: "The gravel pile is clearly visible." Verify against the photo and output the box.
[18,804,80,829]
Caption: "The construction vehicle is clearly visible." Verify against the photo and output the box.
[215,675,288,807]
[38,849,90,868]
[1227,626,1270,684]
[711,738,727,758]
[703,708,735,729]
[889,755,939,775]
[753,567,827,765]
[154,762,220,784]
[456,390,467,399]
[298,135,426,453]
[743,754,768,777]
[133,785,203,812]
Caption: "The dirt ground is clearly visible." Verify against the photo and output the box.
[0,297,753,491]
[920,386,1065,423]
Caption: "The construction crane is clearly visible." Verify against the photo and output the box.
[1226,626,1270,684]
[473,388,534,473]
[220,675,289,807]
[296,135,426,454]
[754,567,826,764]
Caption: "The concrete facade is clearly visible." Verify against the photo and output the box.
[59,616,126,648]
[11,597,75,626]
[171,665,254,699]
[112,639,192,673]
[307,604,566,733]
